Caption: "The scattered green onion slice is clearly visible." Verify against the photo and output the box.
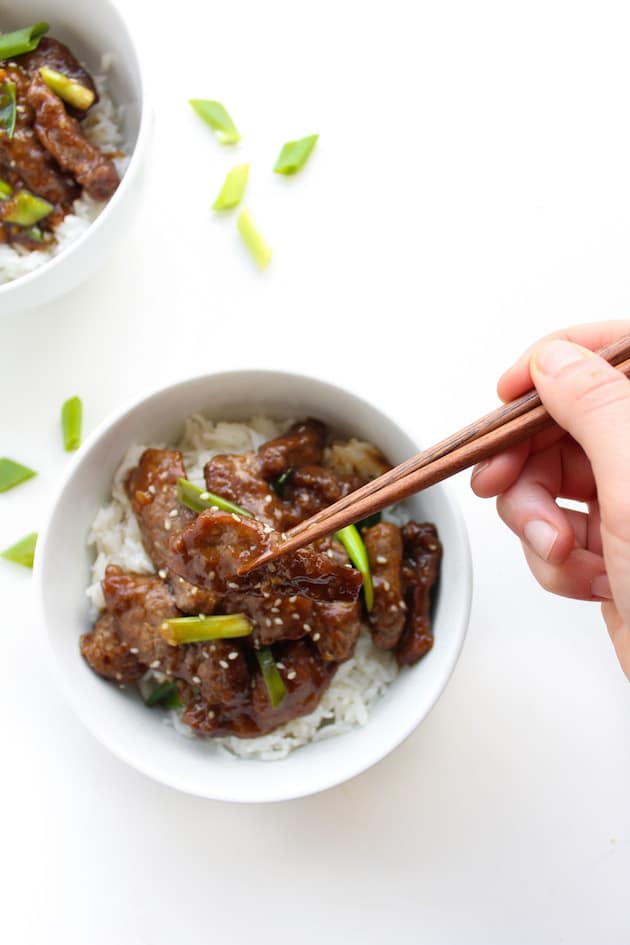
[0,457,36,492]
[25,225,44,243]
[0,81,17,138]
[256,646,287,708]
[0,22,49,60]
[273,134,319,175]
[237,209,272,269]
[159,613,253,646]
[189,99,240,144]
[0,178,12,198]
[39,66,95,110]
[335,523,374,611]
[176,478,253,518]
[212,163,249,211]
[145,679,182,709]
[61,396,82,452]
[3,189,53,226]
[356,512,382,531]
[271,467,294,497]
[1,531,37,568]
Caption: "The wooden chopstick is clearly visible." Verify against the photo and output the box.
[238,339,630,574]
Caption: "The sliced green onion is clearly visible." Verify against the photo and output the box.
[273,134,319,175]
[145,679,182,709]
[39,66,95,110]
[0,81,16,138]
[159,613,253,646]
[256,646,287,708]
[0,457,36,492]
[25,225,44,243]
[0,22,49,60]
[0,179,12,198]
[335,523,374,612]
[189,99,240,144]
[271,467,294,497]
[212,163,249,211]
[1,531,37,568]
[237,209,272,269]
[176,478,253,518]
[357,512,382,531]
[3,189,53,226]
[61,396,82,452]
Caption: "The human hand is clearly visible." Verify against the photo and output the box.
[471,321,630,680]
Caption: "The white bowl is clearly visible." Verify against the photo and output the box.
[0,0,149,313]
[35,371,472,802]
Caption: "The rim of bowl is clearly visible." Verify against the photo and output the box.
[0,0,151,301]
[34,369,473,802]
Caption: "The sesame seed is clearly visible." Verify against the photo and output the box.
[202,650,209,658]
[115,672,122,681]
[169,508,178,518]
[266,618,272,627]
[231,513,241,523]
[228,582,239,589]
[198,613,206,620]
[274,617,283,626]
[210,505,219,511]
[130,647,139,654]
[326,549,334,558]
[192,587,199,595]
[376,555,387,565]
[274,598,282,607]
[262,590,270,598]
[158,568,167,579]
[390,604,398,612]
[162,485,169,493]
[228,651,238,660]
[276,662,285,669]
[344,563,353,569]
[150,660,161,669]
[208,571,216,580]
[207,710,215,719]
[400,600,407,611]
[303,623,312,632]
[200,492,210,500]
[289,596,297,603]
[264,495,272,504]
[219,660,229,669]
[287,670,297,680]
[160,622,169,631]
[263,524,273,534]
[383,580,391,591]
[192,675,201,684]
[268,564,276,573]
[292,613,300,620]
[274,509,282,519]
[270,607,279,614]
[312,632,321,642]
[148,485,156,495]
[281,533,288,541]
[210,644,216,652]
[164,520,171,531]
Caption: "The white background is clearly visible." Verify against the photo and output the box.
[2,0,630,942]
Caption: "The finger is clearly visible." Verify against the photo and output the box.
[601,602,630,682]
[496,320,630,402]
[474,437,596,504]
[470,442,530,497]
[530,339,630,624]
[521,544,608,601]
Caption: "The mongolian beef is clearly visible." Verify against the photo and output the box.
[0,23,120,261]
[81,418,442,752]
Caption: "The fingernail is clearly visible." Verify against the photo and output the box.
[471,460,491,481]
[592,574,613,600]
[523,520,558,560]
[534,339,590,376]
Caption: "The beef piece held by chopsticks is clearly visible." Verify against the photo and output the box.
[168,509,363,604]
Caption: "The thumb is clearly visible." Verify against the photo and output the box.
[531,338,630,621]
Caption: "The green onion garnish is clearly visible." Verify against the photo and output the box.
[176,478,253,518]
[0,22,49,60]
[212,163,249,211]
[0,457,36,492]
[273,134,319,175]
[61,396,82,452]
[271,467,294,497]
[335,524,374,612]
[3,190,53,226]
[1,531,37,568]
[0,179,12,198]
[39,66,95,110]
[25,225,44,243]
[145,679,182,709]
[159,613,253,646]
[189,99,240,144]
[0,81,17,138]
[237,209,272,269]
[256,646,287,708]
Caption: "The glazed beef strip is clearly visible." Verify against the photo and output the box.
[203,452,285,526]
[278,465,343,528]
[16,37,98,116]
[396,523,442,666]
[126,449,218,615]
[27,73,119,200]
[168,508,363,603]
[258,419,327,479]
[364,522,407,650]
[80,612,145,683]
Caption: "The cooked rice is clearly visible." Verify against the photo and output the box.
[0,59,128,286]
[87,416,399,761]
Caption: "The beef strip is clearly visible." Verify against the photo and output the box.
[181,638,336,738]
[100,566,250,707]
[168,508,363,603]
[224,593,312,645]
[80,612,145,683]
[311,601,362,661]
[396,523,442,666]
[258,419,327,479]
[0,65,80,208]
[364,522,407,649]
[27,73,119,200]
[126,448,218,615]
[16,37,98,116]
[203,452,284,526]
[279,465,343,528]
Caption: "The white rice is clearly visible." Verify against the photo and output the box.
[0,58,128,286]
[87,416,399,761]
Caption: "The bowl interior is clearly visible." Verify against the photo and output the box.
[36,371,472,802]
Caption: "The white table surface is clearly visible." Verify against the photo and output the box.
[2,1,629,942]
